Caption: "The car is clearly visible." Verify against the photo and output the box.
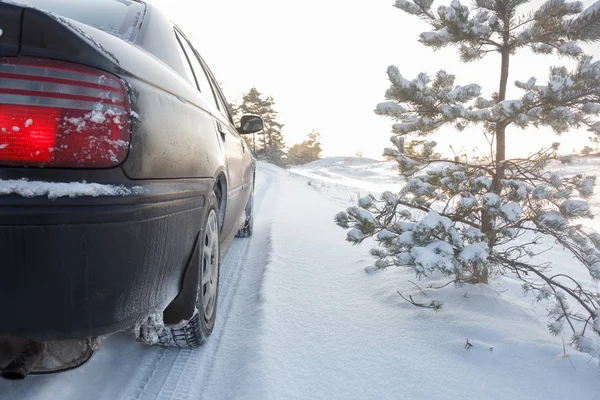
[0,0,262,379]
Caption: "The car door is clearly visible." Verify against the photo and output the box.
[174,30,245,235]
[207,80,246,198]
[206,71,253,192]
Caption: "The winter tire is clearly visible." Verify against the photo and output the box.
[157,190,221,347]
[236,182,254,238]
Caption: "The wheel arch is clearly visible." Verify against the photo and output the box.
[163,173,225,325]
[214,171,227,229]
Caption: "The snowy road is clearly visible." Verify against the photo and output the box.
[2,160,600,400]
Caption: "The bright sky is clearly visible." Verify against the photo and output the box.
[151,0,600,159]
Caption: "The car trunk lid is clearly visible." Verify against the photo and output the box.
[0,2,23,57]
[0,2,121,72]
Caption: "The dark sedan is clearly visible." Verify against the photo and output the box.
[0,0,261,378]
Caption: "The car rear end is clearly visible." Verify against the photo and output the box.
[0,0,209,348]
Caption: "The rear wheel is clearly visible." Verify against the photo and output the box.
[157,190,220,347]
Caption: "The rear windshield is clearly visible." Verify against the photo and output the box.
[5,0,145,41]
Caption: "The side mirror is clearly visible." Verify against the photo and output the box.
[238,115,264,134]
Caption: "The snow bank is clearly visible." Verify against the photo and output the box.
[289,157,403,201]
[259,162,600,400]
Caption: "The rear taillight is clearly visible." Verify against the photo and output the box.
[0,57,130,168]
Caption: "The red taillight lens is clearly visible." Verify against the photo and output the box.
[0,57,130,168]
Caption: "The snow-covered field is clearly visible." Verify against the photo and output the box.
[2,158,600,399]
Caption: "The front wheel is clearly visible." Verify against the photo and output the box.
[235,183,254,238]
[157,190,220,347]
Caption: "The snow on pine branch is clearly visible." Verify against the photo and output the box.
[378,1,600,138]
[511,58,600,133]
[566,0,600,42]
[376,68,482,136]
[394,0,500,56]
[337,141,600,325]
[337,153,600,342]
[395,0,600,60]
[511,0,600,53]
[377,56,600,139]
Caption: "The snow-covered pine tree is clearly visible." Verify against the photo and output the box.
[336,0,600,345]
[235,87,287,166]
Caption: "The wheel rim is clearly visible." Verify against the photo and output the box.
[200,209,219,323]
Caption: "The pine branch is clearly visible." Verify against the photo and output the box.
[492,256,596,316]
[398,291,443,310]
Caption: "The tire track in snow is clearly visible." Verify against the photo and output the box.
[151,239,251,400]
[197,165,278,400]
[127,347,167,400]
[124,216,256,399]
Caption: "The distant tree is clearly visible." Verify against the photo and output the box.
[288,131,323,165]
[229,102,241,125]
[581,145,594,155]
[581,135,600,155]
[234,88,287,166]
[336,0,600,348]
[229,101,256,152]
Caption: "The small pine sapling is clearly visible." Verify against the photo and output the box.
[336,0,600,349]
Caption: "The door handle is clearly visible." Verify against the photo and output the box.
[217,121,226,138]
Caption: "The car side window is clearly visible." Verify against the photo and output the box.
[198,58,234,124]
[174,30,219,110]
[216,92,232,123]
[173,32,197,88]
[211,80,233,123]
